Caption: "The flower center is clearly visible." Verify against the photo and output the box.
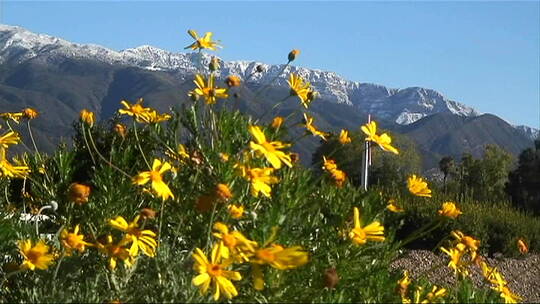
[150,170,162,182]
[256,249,275,263]
[208,264,222,276]
[262,142,276,152]
[26,249,41,263]
[132,104,145,114]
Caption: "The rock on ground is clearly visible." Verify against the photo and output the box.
[390,250,540,303]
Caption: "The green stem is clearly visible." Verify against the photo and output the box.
[395,220,443,250]
[81,123,96,165]
[132,122,151,169]
[86,127,132,179]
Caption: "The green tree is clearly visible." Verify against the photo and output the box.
[506,140,540,214]
[457,145,514,202]
[438,156,455,193]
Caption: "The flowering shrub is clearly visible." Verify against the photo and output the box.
[0,29,529,303]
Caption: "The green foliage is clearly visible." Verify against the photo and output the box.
[506,140,540,214]
[384,188,540,256]
[444,145,515,202]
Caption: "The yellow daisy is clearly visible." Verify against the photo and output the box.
[192,243,241,301]
[133,159,175,201]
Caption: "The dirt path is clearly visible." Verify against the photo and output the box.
[390,250,540,303]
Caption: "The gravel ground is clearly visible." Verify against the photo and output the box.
[390,250,540,303]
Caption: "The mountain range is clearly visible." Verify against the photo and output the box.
[0,24,537,170]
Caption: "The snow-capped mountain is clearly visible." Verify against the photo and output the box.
[0,24,530,131]
[514,125,540,141]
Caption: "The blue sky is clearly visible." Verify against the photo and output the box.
[2,1,539,128]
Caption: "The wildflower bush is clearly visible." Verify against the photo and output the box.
[0,30,529,303]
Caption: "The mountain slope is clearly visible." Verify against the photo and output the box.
[0,24,536,170]
[1,24,483,125]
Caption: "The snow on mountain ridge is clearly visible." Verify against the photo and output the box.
[0,24,484,125]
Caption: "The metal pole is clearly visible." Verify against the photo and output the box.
[360,114,371,191]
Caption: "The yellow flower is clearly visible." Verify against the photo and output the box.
[236,164,279,198]
[249,125,292,169]
[185,30,220,51]
[0,148,30,178]
[114,123,127,138]
[517,238,528,254]
[480,261,503,285]
[68,183,91,205]
[349,207,385,245]
[0,112,24,123]
[387,199,405,213]
[253,244,308,270]
[96,235,134,270]
[338,129,351,144]
[498,286,522,304]
[479,261,521,303]
[213,222,258,262]
[440,245,469,276]
[79,109,95,127]
[303,113,327,140]
[118,98,152,123]
[225,75,241,87]
[219,152,229,162]
[190,74,229,105]
[133,159,175,201]
[424,286,447,303]
[144,110,171,124]
[288,49,300,62]
[322,156,338,172]
[288,73,314,108]
[438,202,462,219]
[0,131,20,149]
[407,175,432,197]
[18,239,55,271]
[360,121,399,154]
[109,215,158,257]
[227,204,244,219]
[60,225,92,255]
[192,243,241,301]
[271,116,284,129]
[215,183,233,201]
[322,156,346,187]
[397,270,411,298]
[22,108,39,120]
[451,230,480,253]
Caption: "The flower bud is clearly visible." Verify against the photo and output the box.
[79,109,95,127]
[22,108,39,120]
[323,267,339,289]
[68,183,91,205]
[288,49,300,62]
[209,57,220,71]
[114,123,127,138]
[227,204,244,219]
[140,207,157,220]
[225,75,241,87]
[271,116,284,129]
[216,183,233,201]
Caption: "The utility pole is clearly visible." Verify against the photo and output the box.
[360,114,371,191]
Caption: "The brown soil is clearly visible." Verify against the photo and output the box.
[390,250,540,303]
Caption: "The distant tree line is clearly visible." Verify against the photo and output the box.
[314,128,539,215]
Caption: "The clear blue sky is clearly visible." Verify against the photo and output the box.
[2,1,539,128]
